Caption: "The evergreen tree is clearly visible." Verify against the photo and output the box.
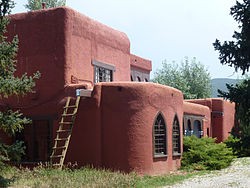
[0,0,40,165]
[152,57,211,99]
[25,0,66,11]
[213,0,250,156]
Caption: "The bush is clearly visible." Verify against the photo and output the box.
[0,141,25,169]
[182,136,235,170]
[224,135,250,157]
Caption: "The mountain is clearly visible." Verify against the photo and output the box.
[211,78,242,98]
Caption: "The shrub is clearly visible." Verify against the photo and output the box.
[0,141,25,169]
[224,135,250,157]
[182,136,235,170]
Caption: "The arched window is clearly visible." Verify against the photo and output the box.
[173,116,181,155]
[153,113,167,157]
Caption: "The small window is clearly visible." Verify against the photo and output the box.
[94,66,113,83]
[173,116,181,155]
[92,60,115,83]
[136,76,141,82]
[153,113,167,157]
[144,78,148,82]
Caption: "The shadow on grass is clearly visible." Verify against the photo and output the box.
[0,176,14,188]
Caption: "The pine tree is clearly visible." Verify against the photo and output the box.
[213,0,250,156]
[0,0,40,165]
[25,0,66,11]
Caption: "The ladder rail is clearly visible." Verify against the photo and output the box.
[50,96,80,169]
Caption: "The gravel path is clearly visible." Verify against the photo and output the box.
[165,157,250,188]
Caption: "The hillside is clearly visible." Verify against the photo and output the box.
[211,78,242,98]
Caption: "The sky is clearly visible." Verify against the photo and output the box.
[12,0,242,79]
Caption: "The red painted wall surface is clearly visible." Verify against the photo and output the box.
[6,7,131,102]
[211,99,235,142]
[99,82,183,175]
[187,98,235,142]
[183,102,211,137]
[63,7,131,85]
[130,54,152,72]
[65,82,183,175]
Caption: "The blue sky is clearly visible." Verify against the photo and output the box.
[12,0,241,79]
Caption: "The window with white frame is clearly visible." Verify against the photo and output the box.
[92,60,115,83]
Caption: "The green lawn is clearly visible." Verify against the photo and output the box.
[0,165,206,188]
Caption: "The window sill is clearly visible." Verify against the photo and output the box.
[154,154,168,158]
[172,153,182,157]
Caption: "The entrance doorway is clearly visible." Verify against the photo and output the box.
[16,119,52,162]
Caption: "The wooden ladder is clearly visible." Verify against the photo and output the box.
[50,96,80,169]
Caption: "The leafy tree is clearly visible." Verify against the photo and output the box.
[213,0,250,156]
[152,57,211,99]
[24,0,66,11]
[0,0,40,166]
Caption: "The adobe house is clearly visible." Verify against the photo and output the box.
[186,98,235,142]
[0,7,235,175]
[0,7,184,175]
[183,101,211,138]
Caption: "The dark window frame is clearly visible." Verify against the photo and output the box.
[172,115,181,156]
[153,112,167,158]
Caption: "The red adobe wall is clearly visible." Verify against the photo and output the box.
[63,7,131,85]
[183,102,211,137]
[130,54,152,82]
[7,8,68,110]
[65,82,183,175]
[187,98,235,142]
[6,7,131,104]
[211,99,235,142]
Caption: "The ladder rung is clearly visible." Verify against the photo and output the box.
[59,122,72,125]
[53,146,67,150]
[51,155,63,158]
[55,138,68,141]
[64,105,77,109]
[62,113,76,117]
[57,129,71,133]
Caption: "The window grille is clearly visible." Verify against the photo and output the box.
[153,113,167,157]
[94,66,113,83]
[173,116,181,155]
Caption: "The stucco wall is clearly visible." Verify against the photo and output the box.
[100,82,183,175]
[211,99,235,142]
[62,82,183,175]
[7,8,68,110]
[183,101,211,137]
[130,54,152,82]
[187,98,235,142]
[63,7,131,85]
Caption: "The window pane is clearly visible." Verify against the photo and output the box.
[94,65,113,83]
[153,113,167,156]
[173,116,181,154]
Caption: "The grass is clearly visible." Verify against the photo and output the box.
[0,165,207,188]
